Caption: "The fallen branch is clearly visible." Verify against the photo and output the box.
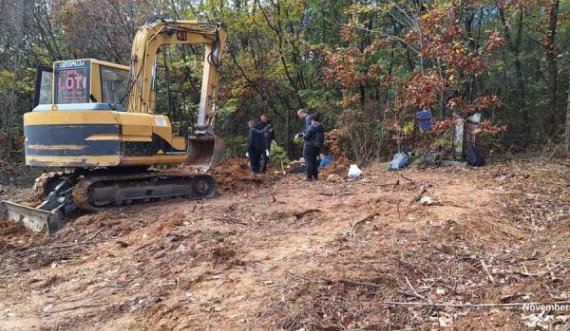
[500,293,527,303]
[321,277,382,288]
[85,228,103,242]
[216,214,248,226]
[294,209,321,219]
[397,198,401,220]
[480,259,496,285]
[135,241,154,252]
[350,212,378,236]
[398,289,429,301]
[492,269,547,278]
[405,276,431,303]
[400,174,415,184]
[409,187,427,204]
[115,240,130,248]
[378,182,399,187]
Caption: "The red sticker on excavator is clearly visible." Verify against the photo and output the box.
[56,68,89,104]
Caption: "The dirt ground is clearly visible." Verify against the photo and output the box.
[0,158,569,330]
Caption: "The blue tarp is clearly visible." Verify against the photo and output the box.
[319,155,333,168]
[416,109,433,132]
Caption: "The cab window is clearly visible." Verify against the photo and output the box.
[101,66,129,105]
[34,66,53,106]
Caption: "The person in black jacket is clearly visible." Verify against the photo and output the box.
[303,113,325,181]
[257,113,275,173]
[247,120,267,175]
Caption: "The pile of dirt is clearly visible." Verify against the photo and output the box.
[320,156,351,177]
[210,158,279,191]
[324,129,344,157]
[172,158,278,192]
[0,220,42,252]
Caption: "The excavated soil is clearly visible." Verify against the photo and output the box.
[171,158,277,192]
[0,158,569,330]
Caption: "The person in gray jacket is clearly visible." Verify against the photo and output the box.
[295,108,312,139]
[303,113,325,181]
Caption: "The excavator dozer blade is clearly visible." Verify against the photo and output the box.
[0,201,63,234]
[185,135,226,172]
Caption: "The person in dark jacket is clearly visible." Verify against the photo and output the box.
[247,120,267,175]
[303,113,325,181]
[257,113,275,173]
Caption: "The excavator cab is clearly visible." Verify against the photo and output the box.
[33,59,129,108]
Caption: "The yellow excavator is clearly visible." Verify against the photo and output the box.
[0,18,227,233]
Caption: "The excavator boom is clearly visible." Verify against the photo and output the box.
[126,18,227,170]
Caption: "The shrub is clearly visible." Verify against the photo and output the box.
[269,141,290,168]
[224,136,247,157]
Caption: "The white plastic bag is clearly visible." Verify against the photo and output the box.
[347,164,362,179]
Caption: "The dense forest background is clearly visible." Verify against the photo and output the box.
[0,0,568,162]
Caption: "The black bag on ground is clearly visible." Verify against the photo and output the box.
[423,150,442,167]
[465,145,485,167]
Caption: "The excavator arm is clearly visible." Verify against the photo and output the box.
[126,18,227,170]
[127,18,226,119]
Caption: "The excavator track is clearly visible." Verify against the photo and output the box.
[72,171,217,211]
[2,171,78,233]
[32,171,66,200]
[2,169,216,234]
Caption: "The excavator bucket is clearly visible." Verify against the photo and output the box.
[185,135,226,172]
[0,201,63,234]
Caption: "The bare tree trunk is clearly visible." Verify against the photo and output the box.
[545,0,559,138]
[499,7,530,140]
[286,108,291,156]
[564,61,570,153]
